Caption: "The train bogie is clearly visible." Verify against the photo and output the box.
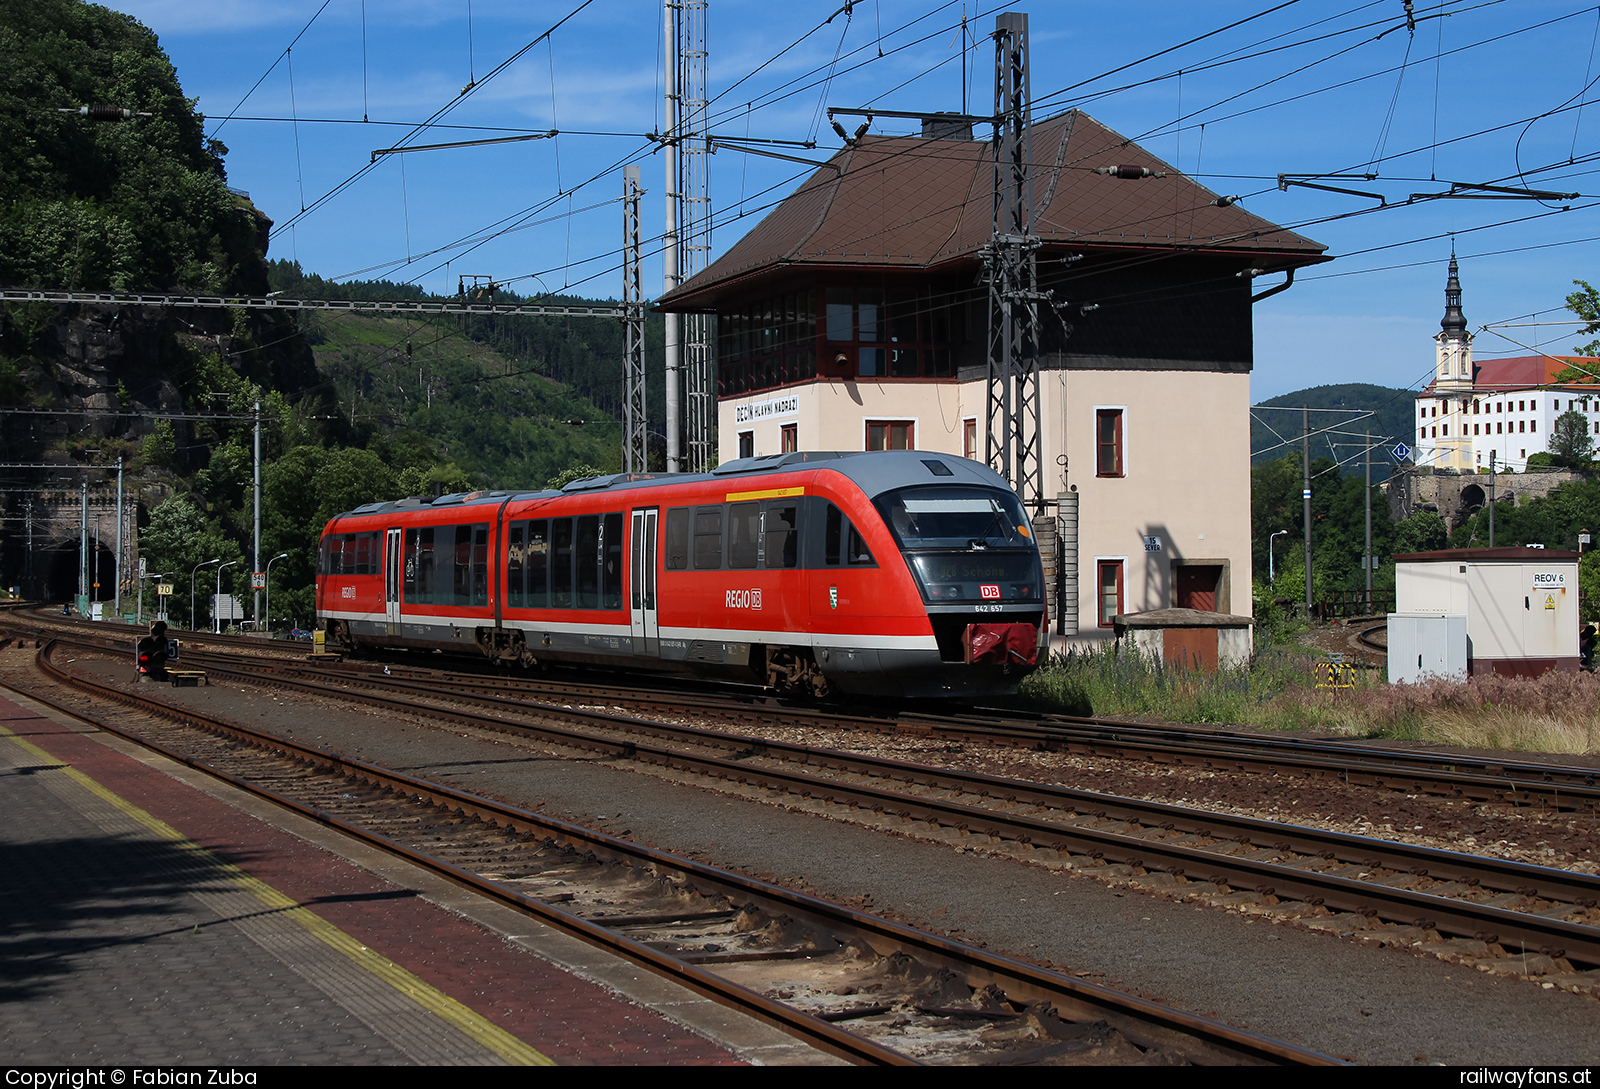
[317,451,1044,699]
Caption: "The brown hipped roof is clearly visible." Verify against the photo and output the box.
[659,109,1327,311]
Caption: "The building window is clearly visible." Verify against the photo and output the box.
[1097,561,1123,628]
[780,423,797,453]
[1474,424,1479,435]
[866,420,913,450]
[810,285,960,383]
[1531,420,1537,433]
[738,431,754,458]
[1096,409,1124,477]
[963,418,978,460]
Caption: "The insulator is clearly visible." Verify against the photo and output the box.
[1094,164,1162,180]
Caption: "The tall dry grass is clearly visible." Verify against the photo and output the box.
[1278,670,1600,754]
[1018,645,1600,754]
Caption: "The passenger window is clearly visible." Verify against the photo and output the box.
[405,526,435,604]
[765,504,797,569]
[846,521,874,566]
[507,523,525,608]
[825,504,841,566]
[577,515,600,608]
[472,524,489,605]
[694,507,723,569]
[665,508,690,570]
[526,519,548,607]
[602,512,623,609]
[551,518,574,607]
[728,502,760,569]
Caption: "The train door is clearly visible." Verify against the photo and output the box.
[385,527,403,635]
[629,508,659,654]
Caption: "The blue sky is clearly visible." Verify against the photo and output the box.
[110,1,1600,402]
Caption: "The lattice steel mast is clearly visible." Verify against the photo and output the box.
[983,12,1043,509]
[622,164,647,473]
[664,0,712,472]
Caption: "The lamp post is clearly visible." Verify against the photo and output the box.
[137,572,166,627]
[190,559,219,631]
[264,552,289,635]
[1268,530,1289,586]
[214,561,239,634]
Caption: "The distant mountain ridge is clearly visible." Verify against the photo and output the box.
[1251,382,1418,480]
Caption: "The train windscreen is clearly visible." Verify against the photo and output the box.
[873,486,1034,550]
[874,486,1041,605]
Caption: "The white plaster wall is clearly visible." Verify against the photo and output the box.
[719,368,1255,645]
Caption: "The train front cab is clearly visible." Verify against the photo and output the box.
[805,460,1045,699]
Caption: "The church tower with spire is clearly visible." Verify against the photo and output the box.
[1413,250,1600,478]
[1435,252,1474,392]
[1424,252,1476,470]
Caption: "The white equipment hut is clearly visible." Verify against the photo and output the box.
[1389,547,1579,682]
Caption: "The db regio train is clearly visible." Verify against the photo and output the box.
[316,450,1044,698]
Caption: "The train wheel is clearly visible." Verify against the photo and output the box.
[766,646,833,700]
[326,620,358,655]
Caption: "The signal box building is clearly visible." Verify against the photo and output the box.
[658,109,1329,643]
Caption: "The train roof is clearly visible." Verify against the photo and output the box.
[327,450,1016,522]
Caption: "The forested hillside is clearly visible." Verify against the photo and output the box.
[0,2,643,626]
[268,259,668,448]
[0,0,267,293]
[1251,383,1417,481]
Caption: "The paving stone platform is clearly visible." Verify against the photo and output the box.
[0,689,827,1066]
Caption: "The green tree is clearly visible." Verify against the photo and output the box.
[1394,510,1448,553]
[545,463,606,490]
[1549,409,1595,469]
[138,494,243,628]
[1567,280,1600,358]
[0,0,267,292]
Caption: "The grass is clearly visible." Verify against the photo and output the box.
[1015,642,1600,755]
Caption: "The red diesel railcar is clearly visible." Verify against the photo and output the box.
[316,450,1044,698]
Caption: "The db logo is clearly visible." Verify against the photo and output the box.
[342,586,357,599]
[725,588,762,609]
[980,584,1001,600]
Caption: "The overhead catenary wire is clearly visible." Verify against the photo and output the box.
[267,0,598,240]
[219,0,1598,393]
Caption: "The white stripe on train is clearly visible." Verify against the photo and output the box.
[319,609,941,652]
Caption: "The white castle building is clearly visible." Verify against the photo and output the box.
[1415,256,1600,472]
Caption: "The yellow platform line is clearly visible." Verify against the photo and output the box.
[0,721,555,1067]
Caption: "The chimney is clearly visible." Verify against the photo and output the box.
[922,112,973,141]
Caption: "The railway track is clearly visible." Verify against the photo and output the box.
[28,623,1600,987]
[5,638,1335,1066]
[24,610,1596,813]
